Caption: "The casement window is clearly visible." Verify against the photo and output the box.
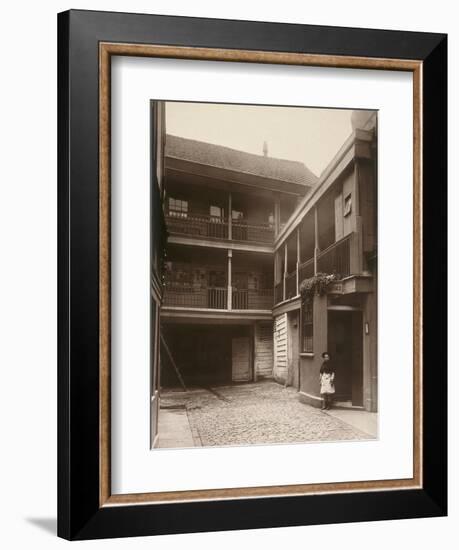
[168,197,188,218]
[210,205,224,220]
[301,300,313,352]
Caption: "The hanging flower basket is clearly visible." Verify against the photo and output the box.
[299,272,339,306]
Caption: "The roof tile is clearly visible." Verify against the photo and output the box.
[165,134,318,188]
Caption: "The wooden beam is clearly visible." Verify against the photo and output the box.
[228,192,232,240]
[283,244,287,301]
[314,206,319,275]
[296,228,300,295]
[160,333,187,391]
[227,249,232,310]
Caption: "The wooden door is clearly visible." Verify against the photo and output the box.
[328,310,363,406]
[232,336,251,382]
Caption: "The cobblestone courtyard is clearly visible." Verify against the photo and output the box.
[159,381,375,448]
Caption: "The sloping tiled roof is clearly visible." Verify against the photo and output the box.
[165,134,318,188]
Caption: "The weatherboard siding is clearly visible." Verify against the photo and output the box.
[273,313,288,383]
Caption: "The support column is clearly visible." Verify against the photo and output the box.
[314,206,319,275]
[274,195,281,236]
[352,163,364,273]
[296,227,301,295]
[227,249,232,310]
[228,192,232,240]
[283,244,287,301]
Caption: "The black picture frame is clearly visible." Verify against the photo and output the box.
[58,9,447,540]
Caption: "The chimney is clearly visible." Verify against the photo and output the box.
[262,140,268,157]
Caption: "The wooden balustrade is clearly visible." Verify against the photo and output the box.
[232,289,248,309]
[232,221,274,244]
[274,282,283,305]
[163,283,272,310]
[165,213,228,240]
[317,234,351,277]
[285,271,298,300]
[207,287,228,309]
[271,233,357,308]
[162,284,207,308]
[248,288,273,310]
[165,213,274,245]
[298,257,314,284]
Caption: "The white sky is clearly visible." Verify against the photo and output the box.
[165,102,354,176]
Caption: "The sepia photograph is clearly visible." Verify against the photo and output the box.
[150,101,378,449]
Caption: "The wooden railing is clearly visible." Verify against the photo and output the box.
[273,233,357,307]
[232,221,274,244]
[298,257,314,283]
[163,284,207,308]
[163,283,272,310]
[165,213,228,240]
[274,282,283,305]
[231,288,273,310]
[232,289,248,309]
[248,288,273,310]
[285,271,297,300]
[165,213,274,245]
[207,287,228,309]
[317,234,351,277]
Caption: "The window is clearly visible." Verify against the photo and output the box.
[166,263,193,287]
[301,300,313,352]
[344,193,352,216]
[168,197,188,218]
[232,209,244,221]
[210,205,224,219]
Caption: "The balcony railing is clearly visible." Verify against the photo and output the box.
[317,234,351,277]
[248,288,273,309]
[285,271,297,300]
[163,283,272,310]
[163,284,227,309]
[207,287,228,309]
[163,284,207,308]
[298,257,314,283]
[232,221,274,244]
[232,289,248,309]
[165,213,228,240]
[165,213,274,245]
[274,282,283,305]
[274,234,355,306]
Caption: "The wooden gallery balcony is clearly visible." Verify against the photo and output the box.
[165,213,274,245]
[163,283,273,310]
[274,233,358,305]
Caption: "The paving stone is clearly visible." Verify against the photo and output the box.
[160,381,372,447]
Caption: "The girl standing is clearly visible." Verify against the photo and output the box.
[319,352,335,410]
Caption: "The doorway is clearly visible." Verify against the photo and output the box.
[232,335,251,382]
[327,309,363,406]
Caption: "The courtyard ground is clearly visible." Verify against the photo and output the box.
[157,380,376,449]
